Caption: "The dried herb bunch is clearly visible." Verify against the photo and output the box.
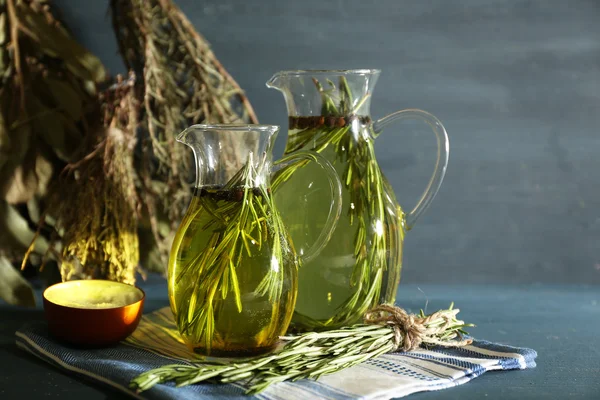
[0,0,105,304]
[110,0,258,271]
[0,0,259,305]
[25,75,142,283]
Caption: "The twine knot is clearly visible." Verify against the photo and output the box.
[363,304,473,352]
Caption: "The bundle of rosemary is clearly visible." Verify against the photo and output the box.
[131,303,473,395]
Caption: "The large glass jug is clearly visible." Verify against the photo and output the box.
[168,124,342,356]
[267,69,449,331]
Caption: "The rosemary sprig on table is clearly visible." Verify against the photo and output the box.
[176,155,287,352]
[273,76,400,329]
[131,303,474,395]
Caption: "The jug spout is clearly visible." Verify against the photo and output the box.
[266,69,380,117]
[265,71,284,91]
[175,125,199,147]
[175,124,279,189]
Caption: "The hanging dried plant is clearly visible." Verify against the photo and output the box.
[3,0,259,306]
[0,0,105,196]
[110,0,258,270]
[0,0,105,304]
[25,75,142,284]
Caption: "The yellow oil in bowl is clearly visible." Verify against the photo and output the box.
[43,280,145,346]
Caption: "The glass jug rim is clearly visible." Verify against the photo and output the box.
[176,124,279,143]
[181,123,279,132]
[270,68,381,77]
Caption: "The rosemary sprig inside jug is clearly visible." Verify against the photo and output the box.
[273,77,403,330]
[171,155,291,354]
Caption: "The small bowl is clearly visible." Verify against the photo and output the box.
[43,280,145,346]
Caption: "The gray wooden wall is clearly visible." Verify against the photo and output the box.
[54,0,600,285]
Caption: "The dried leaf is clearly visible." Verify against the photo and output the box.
[0,11,6,45]
[0,255,35,307]
[2,147,53,204]
[2,108,32,164]
[0,93,9,172]
[0,120,32,201]
[0,12,7,73]
[26,196,40,224]
[45,78,83,121]
[2,163,38,203]
[0,200,49,255]
[27,95,71,161]
[15,2,106,83]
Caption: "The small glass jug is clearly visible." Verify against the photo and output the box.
[168,124,342,356]
[267,69,449,331]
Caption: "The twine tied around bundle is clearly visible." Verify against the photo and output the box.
[364,304,474,352]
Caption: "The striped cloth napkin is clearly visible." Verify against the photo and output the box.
[15,306,537,400]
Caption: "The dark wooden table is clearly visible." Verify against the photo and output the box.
[1,275,599,399]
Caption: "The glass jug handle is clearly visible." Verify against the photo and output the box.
[372,109,449,230]
[272,150,342,263]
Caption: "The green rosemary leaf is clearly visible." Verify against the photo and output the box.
[339,76,353,115]
[221,262,229,300]
[241,230,253,257]
[204,304,214,350]
[187,273,202,323]
[175,246,204,284]
[131,305,474,395]
[313,78,338,116]
[228,259,242,312]
[247,200,261,233]
[351,93,371,114]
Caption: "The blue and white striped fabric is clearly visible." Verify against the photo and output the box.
[15,307,537,400]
